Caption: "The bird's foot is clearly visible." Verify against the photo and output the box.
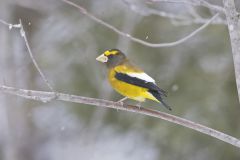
[117,97,128,103]
[136,102,141,110]
[117,101,124,106]
[116,97,128,107]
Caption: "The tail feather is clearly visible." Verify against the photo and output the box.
[148,90,172,110]
[159,88,168,97]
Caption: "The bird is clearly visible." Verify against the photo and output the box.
[96,49,171,110]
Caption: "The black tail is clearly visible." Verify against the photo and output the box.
[149,90,172,110]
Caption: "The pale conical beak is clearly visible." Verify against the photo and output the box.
[96,54,108,63]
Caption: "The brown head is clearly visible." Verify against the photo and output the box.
[96,49,127,68]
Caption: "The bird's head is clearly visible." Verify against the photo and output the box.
[96,49,127,68]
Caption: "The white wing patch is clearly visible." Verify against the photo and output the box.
[127,72,156,83]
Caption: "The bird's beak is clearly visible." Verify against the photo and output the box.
[96,54,108,63]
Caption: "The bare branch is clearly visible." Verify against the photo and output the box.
[122,0,226,25]
[19,19,54,92]
[0,18,54,91]
[223,0,240,103]
[63,0,219,48]
[148,0,225,13]
[123,0,226,25]
[0,85,240,148]
[123,0,189,20]
[0,19,21,29]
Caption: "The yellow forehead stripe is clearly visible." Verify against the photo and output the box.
[104,50,118,56]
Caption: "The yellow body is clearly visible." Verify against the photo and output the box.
[108,64,159,102]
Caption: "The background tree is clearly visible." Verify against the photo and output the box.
[0,0,240,160]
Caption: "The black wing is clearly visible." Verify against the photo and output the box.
[115,72,171,110]
[148,90,171,110]
[115,72,167,97]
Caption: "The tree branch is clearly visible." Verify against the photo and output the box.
[0,85,240,148]
[19,19,54,92]
[223,0,240,103]
[62,0,219,48]
[122,0,226,25]
[0,18,54,91]
[148,0,225,13]
[0,19,21,29]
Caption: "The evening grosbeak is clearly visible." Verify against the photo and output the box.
[96,49,171,110]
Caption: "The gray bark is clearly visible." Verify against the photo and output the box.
[223,0,240,103]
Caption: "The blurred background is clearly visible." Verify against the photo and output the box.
[0,0,240,159]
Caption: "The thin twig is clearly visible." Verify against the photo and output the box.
[63,0,219,48]
[123,0,190,20]
[0,18,54,91]
[19,19,54,92]
[122,0,226,25]
[0,19,21,29]
[148,0,225,13]
[0,84,239,148]
[0,19,10,26]
[223,0,240,103]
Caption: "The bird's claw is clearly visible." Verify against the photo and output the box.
[136,102,141,110]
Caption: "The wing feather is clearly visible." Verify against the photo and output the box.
[127,72,155,83]
[115,72,167,97]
